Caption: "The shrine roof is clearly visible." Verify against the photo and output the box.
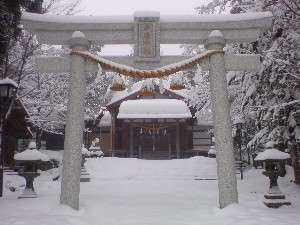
[117,99,192,119]
[106,79,187,108]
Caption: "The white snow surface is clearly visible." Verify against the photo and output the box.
[14,149,50,161]
[23,11,272,24]
[255,148,290,161]
[209,30,223,37]
[134,11,160,18]
[82,145,90,156]
[99,110,112,127]
[40,150,63,162]
[118,99,192,119]
[72,31,85,38]
[1,157,300,225]
[22,12,133,23]
[208,146,216,155]
[0,77,18,88]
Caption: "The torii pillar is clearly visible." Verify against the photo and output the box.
[60,31,90,210]
[206,30,238,208]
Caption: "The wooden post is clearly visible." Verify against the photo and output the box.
[176,123,180,158]
[110,110,116,157]
[130,125,134,157]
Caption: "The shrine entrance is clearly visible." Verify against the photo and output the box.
[117,99,191,159]
[135,123,171,159]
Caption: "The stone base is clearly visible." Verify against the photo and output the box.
[263,186,291,208]
[80,167,90,182]
[80,176,91,182]
[18,188,37,199]
[264,193,286,199]
[264,199,291,208]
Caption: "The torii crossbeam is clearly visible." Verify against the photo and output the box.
[22,11,273,210]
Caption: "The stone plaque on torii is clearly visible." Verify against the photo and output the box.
[22,11,272,210]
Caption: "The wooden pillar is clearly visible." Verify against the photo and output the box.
[129,124,134,157]
[110,110,116,157]
[176,122,180,158]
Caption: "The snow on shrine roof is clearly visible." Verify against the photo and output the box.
[0,78,18,88]
[106,79,187,107]
[99,110,111,127]
[254,148,290,161]
[118,99,192,119]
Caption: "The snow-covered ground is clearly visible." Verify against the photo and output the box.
[1,156,300,225]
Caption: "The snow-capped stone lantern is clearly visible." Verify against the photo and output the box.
[140,79,156,96]
[80,145,90,182]
[255,141,291,208]
[14,141,49,198]
[208,145,216,158]
[110,75,126,91]
[81,144,90,167]
[169,73,185,90]
[288,111,300,184]
[0,77,18,197]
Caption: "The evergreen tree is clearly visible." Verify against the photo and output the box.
[187,0,300,154]
[0,0,43,76]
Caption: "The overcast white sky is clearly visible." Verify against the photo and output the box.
[78,0,206,55]
[79,0,203,16]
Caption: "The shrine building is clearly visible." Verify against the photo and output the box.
[98,80,213,159]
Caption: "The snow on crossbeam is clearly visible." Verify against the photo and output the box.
[22,11,272,45]
[118,99,192,119]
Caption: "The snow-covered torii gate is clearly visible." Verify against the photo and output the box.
[22,11,272,210]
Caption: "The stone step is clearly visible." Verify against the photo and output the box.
[142,151,170,160]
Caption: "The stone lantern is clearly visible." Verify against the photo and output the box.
[0,77,18,197]
[14,142,49,198]
[80,145,90,182]
[289,111,300,184]
[255,141,291,208]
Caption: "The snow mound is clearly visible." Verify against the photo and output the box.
[0,77,18,88]
[255,148,290,161]
[40,150,63,162]
[99,110,111,127]
[14,149,50,161]
[82,145,91,156]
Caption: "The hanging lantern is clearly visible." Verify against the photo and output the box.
[140,79,156,96]
[110,75,126,91]
[170,73,185,90]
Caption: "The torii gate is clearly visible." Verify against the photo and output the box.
[22,11,272,210]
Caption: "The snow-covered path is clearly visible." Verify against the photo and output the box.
[1,157,300,225]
